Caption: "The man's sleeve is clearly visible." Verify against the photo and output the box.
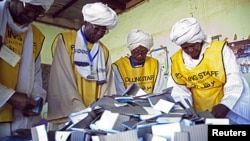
[31,55,47,102]
[111,64,126,95]
[220,45,243,109]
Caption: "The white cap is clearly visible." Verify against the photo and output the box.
[170,17,205,46]
[127,29,153,51]
[82,2,118,30]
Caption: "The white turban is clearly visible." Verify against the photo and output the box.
[170,17,206,46]
[127,29,153,51]
[19,0,54,12]
[82,2,118,30]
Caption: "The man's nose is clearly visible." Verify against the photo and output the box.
[187,47,194,52]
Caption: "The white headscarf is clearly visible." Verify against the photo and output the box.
[82,2,118,30]
[170,17,206,46]
[127,29,154,51]
[19,0,54,12]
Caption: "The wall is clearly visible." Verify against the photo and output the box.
[37,0,250,64]
[101,0,250,62]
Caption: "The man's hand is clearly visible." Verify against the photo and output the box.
[211,104,230,118]
[7,92,36,111]
[22,110,40,117]
[23,97,43,117]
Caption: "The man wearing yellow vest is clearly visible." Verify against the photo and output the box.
[47,2,117,127]
[112,29,165,94]
[0,0,54,137]
[168,17,250,124]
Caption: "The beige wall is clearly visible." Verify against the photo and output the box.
[37,0,250,64]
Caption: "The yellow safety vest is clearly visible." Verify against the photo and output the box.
[52,31,110,106]
[0,24,44,122]
[171,41,226,112]
[112,56,159,93]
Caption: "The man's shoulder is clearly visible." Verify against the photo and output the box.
[171,49,182,57]
[211,40,227,45]
[60,30,77,37]
[56,30,77,45]
[113,56,129,64]
[99,41,109,51]
[98,42,111,60]
[146,56,158,61]
[146,56,160,66]
[210,40,227,49]
[31,24,44,36]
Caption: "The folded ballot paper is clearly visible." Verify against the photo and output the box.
[91,110,130,133]
[51,85,218,141]
[31,124,48,141]
[121,83,147,96]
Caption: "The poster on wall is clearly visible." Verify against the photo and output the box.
[228,39,250,84]
[149,45,169,76]
[149,45,169,87]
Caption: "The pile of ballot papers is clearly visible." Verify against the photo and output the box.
[31,84,230,141]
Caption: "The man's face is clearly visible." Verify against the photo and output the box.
[84,22,108,43]
[180,42,203,59]
[9,0,45,25]
[131,46,148,65]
